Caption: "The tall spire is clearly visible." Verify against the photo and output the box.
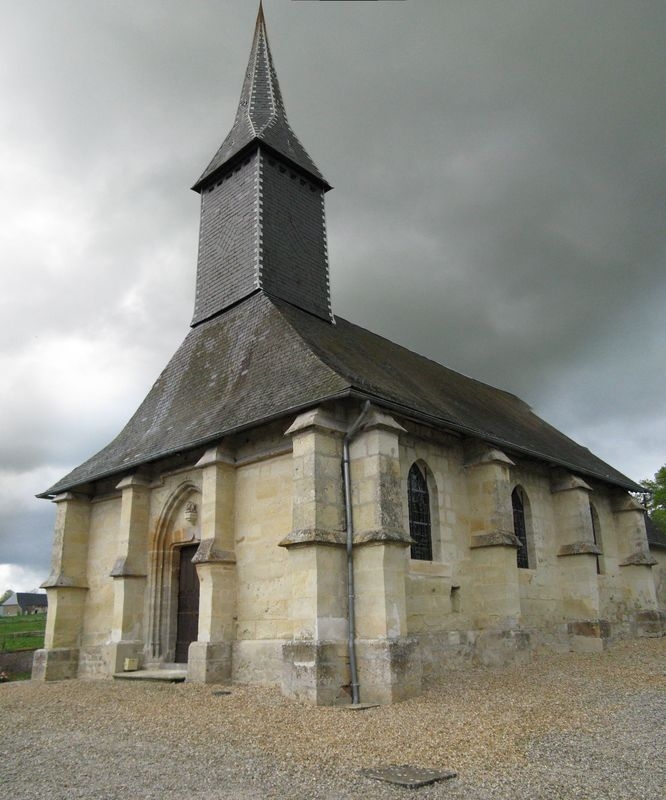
[189,3,333,327]
[193,3,329,191]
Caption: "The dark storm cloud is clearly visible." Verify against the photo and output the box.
[1,1,664,584]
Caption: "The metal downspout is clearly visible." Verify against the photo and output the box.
[343,400,372,705]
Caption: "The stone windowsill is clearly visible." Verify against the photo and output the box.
[619,552,658,567]
[557,542,602,557]
[470,531,520,549]
[408,560,451,578]
[278,528,346,548]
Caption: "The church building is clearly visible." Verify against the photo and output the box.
[34,5,663,705]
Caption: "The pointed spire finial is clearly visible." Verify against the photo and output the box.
[193,2,328,191]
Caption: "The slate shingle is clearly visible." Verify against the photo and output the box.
[190,6,332,326]
[41,293,641,496]
[39,7,642,499]
[192,4,328,192]
[259,156,331,320]
[192,154,260,324]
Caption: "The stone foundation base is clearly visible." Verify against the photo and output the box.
[31,648,80,681]
[567,619,610,653]
[632,609,666,638]
[0,649,36,677]
[281,641,350,705]
[474,629,532,666]
[187,641,232,683]
[104,641,143,674]
[418,627,538,679]
[232,640,284,685]
[355,637,422,704]
[570,635,605,653]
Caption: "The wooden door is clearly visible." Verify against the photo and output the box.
[175,544,200,663]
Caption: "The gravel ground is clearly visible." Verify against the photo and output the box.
[1,638,664,799]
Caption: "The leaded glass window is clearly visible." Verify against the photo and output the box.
[408,463,432,561]
[512,487,530,569]
[590,502,602,574]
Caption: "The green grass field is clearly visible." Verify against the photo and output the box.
[0,613,46,652]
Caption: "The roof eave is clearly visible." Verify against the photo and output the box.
[36,387,356,500]
[342,388,644,493]
[191,139,331,195]
[37,381,642,499]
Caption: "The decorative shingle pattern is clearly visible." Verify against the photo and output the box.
[191,144,332,326]
[259,155,331,321]
[192,154,260,325]
[190,8,332,325]
[193,4,328,192]
[42,294,640,496]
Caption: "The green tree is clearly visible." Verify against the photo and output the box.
[0,589,13,605]
[642,464,666,535]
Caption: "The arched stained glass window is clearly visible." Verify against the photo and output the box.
[408,463,432,561]
[512,487,530,569]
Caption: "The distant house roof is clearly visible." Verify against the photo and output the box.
[40,292,642,497]
[1,592,18,607]
[16,593,48,609]
[646,515,666,550]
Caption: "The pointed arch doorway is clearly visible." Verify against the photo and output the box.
[175,544,200,663]
[147,481,201,665]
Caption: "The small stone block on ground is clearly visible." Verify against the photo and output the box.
[360,765,457,788]
[112,670,186,683]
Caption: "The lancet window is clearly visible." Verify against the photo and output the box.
[408,463,433,561]
[512,486,531,569]
[589,501,603,574]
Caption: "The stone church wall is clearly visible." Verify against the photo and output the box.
[397,426,661,679]
[401,432,466,639]
[232,450,292,684]
[34,406,663,697]
[78,496,121,677]
[71,440,295,683]
[652,549,666,609]
[513,467,562,630]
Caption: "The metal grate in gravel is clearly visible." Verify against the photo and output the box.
[360,765,457,788]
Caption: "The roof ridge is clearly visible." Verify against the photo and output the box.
[268,299,640,492]
[285,301,529,409]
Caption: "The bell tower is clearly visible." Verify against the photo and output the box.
[190,3,333,326]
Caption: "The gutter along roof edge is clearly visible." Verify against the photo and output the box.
[342,389,643,493]
[36,387,356,499]
[38,384,642,498]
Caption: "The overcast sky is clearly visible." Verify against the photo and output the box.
[1,0,664,592]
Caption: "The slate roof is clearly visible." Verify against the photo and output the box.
[192,3,328,192]
[0,593,47,610]
[16,593,48,609]
[41,292,641,497]
[0,592,18,607]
